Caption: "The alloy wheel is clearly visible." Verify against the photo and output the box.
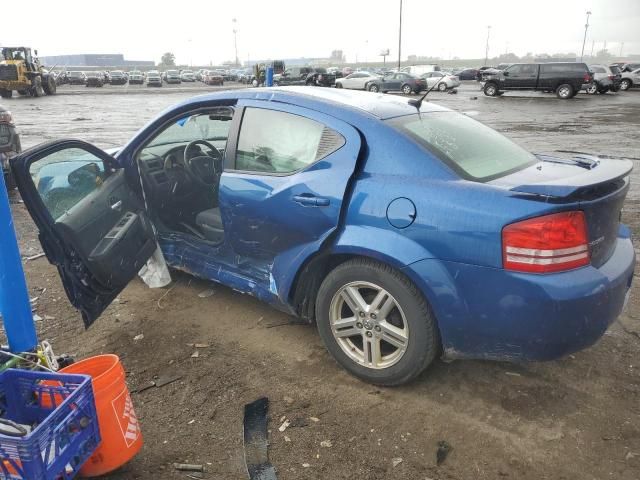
[329,281,409,369]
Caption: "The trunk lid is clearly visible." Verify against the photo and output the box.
[491,153,633,268]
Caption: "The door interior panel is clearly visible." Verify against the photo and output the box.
[54,170,156,288]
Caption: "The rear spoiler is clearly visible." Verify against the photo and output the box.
[510,154,634,198]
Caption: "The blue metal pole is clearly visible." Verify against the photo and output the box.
[0,172,38,353]
[265,67,274,87]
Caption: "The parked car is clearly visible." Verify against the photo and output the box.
[109,70,127,85]
[366,72,426,94]
[586,64,621,94]
[621,63,640,73]
[619,68,640,91]
[421,71,461,91]
[146,71,162,87]
[274,67,336,87]
[456,68,479,80]
[10,88,635,386]
[203,70,224,86]
[482,62,592,99]
[342,67,354,76]
[0,104,20,189]
[335,71,380,90]
[128,71,144,85]
[164,70,181,84]
[67,71,86,85]
[85,72,104,87]
[180,70,195,82]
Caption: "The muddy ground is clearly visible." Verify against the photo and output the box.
[3,82,640,479]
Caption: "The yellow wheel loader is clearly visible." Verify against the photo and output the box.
[0,47,56,99]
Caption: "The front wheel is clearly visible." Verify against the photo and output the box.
[438,82,447,92]
[483,82,499,96]
[556,83,574,99]
[316,258,439,386]
[620,79,631,91]
[369,83,379,93]
[335,82,343,88]
[401,84,412,95]
[586,83,597,94]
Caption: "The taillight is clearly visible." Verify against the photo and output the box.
[583,73,592,82]
[608,75,614,80]
[502,211,590,273]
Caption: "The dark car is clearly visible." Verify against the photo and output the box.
[109,70,127,85]
[85,72,104,87]
[0,104,20,189]
[67,71,86,85]
[274,67,336,87]
[482,62,592,99]
[457,68,479,80]
[9,88,635,386]
[366,72,426,94]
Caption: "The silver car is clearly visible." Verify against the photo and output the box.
[586,65,620,94]
[421,71,461,91]
[620,68,640,91]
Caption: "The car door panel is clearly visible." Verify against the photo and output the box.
[10,140,156,327]
[220,100,362,300]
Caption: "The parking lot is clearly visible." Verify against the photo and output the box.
[5,82,640,479]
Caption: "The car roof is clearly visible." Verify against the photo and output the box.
[178,86,450,120]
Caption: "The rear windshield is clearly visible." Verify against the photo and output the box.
[389,112,537,181]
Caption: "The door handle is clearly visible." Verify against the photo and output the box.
[293,194,330,207]
[110,200,123,211]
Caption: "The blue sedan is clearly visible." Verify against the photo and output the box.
[12,87,635,385]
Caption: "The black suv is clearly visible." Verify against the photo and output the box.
[482,62,592,99]
[274,67,336,87]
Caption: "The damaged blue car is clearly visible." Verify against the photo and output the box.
[12,87,635,385]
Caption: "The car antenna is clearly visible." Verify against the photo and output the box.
[408,74,444,111]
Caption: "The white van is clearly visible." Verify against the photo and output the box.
[401,64,441,76]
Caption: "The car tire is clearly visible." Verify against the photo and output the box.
[369,84,379,93]
[438,82,447,92]
[556,83,574,99]
[401,84,412,95]
[43,76,56,95]
[586,83,597,94]
[620,79,631,91]
[483,82,499,96]
[335,82,343,88]
[316,258,439,386]
[0,89,12,99]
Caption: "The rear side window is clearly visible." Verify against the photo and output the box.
[389,112,537,182]
[541,63,587,73]
[591,66,606,73]
[235,108,345,174]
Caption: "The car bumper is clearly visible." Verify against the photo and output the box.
[405,224,635,362]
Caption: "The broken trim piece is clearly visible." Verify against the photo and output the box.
[243,397,277,480]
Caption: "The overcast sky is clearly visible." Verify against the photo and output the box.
[3,0,639,65]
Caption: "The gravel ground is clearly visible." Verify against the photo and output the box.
[3,82,640,480]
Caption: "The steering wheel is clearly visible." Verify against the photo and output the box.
[183,140,222,188]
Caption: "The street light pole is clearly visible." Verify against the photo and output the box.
[484,26,491,66]
[397,0,403,71]
[232,18,239,67]
[580,11,592,61]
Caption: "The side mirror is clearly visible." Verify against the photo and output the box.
[503,71,509,76]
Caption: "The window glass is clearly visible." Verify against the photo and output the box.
[139,109,233,160]
[236,108,334,174]
[29,148,107,221]
[389,112,537,181]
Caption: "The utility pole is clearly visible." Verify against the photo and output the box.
[580,10,592,61]
[590,40,595,57]
[619,42,624,57]
[232,18,239,67]
[397,0,403,71]
[484,26,491,66]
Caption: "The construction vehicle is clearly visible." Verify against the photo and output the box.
[0,47,56,98]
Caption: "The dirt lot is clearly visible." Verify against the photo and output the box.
[3,83,640,480]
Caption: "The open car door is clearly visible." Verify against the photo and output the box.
[11,140,157,327]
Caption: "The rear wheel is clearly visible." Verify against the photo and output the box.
[369,83,380,93]
[483,82,499,96]
[586,83,597,94]
[556,83,574,99]
[401,84,412,95]
[620,79,631,91]
[316,258,439,386]
[0,89,11,99]
[438,82,447,92]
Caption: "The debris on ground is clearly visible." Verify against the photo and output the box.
[284,436,291,442]
[290,417,309,428]
[436,440,452,465]
[187,343,211,348]
[243,397,277,480]
[278,419,291,432]
[134,374,183,394]
[309,417,320,423]
[320,440,333,448]
[283,396,294,405]
[197,289,215,298]
[173,463,204,472]
[392,457,403,467]
[191,351,200,358]
[24,252,45,261]
[302,463,311,468]
[133,334,144,342]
